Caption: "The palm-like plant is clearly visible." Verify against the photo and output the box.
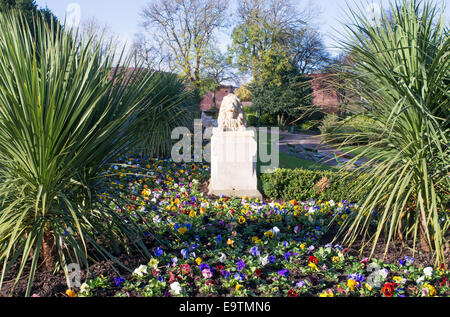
[0,12,174,295]
[331,0,449,265]
[134,71,198,158]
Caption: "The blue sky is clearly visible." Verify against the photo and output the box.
[35,0,449,57]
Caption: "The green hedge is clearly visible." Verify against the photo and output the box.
[319,114,383,145]
[260,168,368,203]
[247,114,258,127]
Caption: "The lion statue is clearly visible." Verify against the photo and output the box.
[217,94,248,131]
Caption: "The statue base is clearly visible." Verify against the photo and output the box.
[208,128,262,200]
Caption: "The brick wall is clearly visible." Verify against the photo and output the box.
[200,85,234,111]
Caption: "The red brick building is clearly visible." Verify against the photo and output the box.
[310,73,340,114]
[200,85,235,111]
[200,75,340,114]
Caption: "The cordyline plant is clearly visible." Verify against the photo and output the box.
[327,0,449,265]
[0,12,182,296]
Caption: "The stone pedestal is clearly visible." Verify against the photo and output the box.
[208,128,262,199]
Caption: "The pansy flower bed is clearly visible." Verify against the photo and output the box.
[74,156,449,298]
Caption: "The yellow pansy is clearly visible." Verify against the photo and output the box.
[319,290,334,297]
[423,284,437,297]
[66,289,77,297]
[347,279,358,291]
[148,258,159,269]
[308,263,319,271]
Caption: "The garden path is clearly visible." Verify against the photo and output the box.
[201,113,368,168]
[275,131,369,169]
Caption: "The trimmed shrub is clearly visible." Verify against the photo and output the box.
[247,114,258,127]
[261,113,277,126]
[261,168,368,203]
[243,106,256,116]
[319,114,382,145]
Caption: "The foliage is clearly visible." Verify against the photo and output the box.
[319,114,383,145]
[249,70,315,126]
[235,85,252,102]
[0,11,175,296]
[243,106,256,116]
[0,0,57,25]
[134,72,199,158]
[247,114,258,127]
[229,0,330,87]
[229,0,307,84]
[260,168,368,203]
[332,0,449,264]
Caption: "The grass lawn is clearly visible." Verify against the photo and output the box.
[278,152,337,171]
[258,130,337,172]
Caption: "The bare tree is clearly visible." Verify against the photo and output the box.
[139,0,228,88]
[78,17,123,57]
[201,48,239,104]
[288,27,331,74]
[131,33,175,71]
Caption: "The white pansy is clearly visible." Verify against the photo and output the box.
[170,282,182,295]
[260,256,269,266]
[133,265,148,277]
[328,200,335,207]
[416,276,425,284]
[308,207,316,214]
[272,227,280,235]
[80,283,90,293]
[423,267,433,277]
[378,268,389,279]
[219,253,227,263]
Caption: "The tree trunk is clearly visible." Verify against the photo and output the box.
[41,230,56,272]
